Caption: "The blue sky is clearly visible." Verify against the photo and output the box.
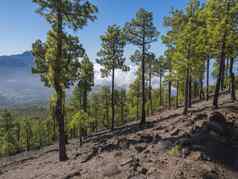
[0,0,205,59]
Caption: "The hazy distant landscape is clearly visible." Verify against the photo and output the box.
[0,51,137,107]
[0,51,50,107]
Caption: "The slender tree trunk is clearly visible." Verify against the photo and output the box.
[176,80,179,108]
[55,0,67,161]
[120,91,124,124]
[221,64,225,91]
[140,41,146,126]
[26,131,30,151]
[199,77,204,100]
[183,67,189,114]
[149,66,153,114]
[105,94,109,127]
[168,81,172,109]
[168,60,172,109]
[206,58,210,101]
[226,58,229,90]
[111,67,115,130]
[83,88,88,113]
[52,117,56,141]
[159,71,163,107]
[188,71,192,108]
[136,93,139,121]
[213,42,226,108]
[230,57,236,101]
[79,127,83,146]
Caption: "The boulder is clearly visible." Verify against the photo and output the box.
[207,112,227,136]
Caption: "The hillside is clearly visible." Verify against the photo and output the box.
[1,95,238,179]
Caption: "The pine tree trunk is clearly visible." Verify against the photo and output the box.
[55,0,67,161]
[221,64,225,91]
[149,66,153,115]
[26,130,30,151]
[55,88,68,161]
[188,71,192,108]
[199,77,204,100]
[168,81,172,109]
[230,57,236,101]
[206,58,210,101]
[111,67,115,130]
[83,87,88,113]
[168,60,172,109]
[105,94,109,127]
[120,92,124,124]
[226,58,229,90]
[159,71,163,107]
[140,41,146,126]
[136,94,139,121]
[213,41,226,108]
[176,80,179,108]
[52,117,56,141]
[183,67,189,114]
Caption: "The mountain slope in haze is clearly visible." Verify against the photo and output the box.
[0,51,50,107]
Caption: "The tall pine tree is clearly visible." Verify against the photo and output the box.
[124,9,159,126]
[97,25,128,130]
[32,0,97,161]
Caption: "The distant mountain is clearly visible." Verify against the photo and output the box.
[0,51,33,68]
[0,51,50,107]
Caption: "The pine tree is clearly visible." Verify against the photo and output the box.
[204,0,238,108]
[33,0,97,161]
[97,25,128,130]
[77,54,94,112]
[124,9,159,126]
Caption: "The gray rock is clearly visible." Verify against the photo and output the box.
[103,164,121,177]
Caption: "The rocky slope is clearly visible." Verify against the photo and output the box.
[1,95,238,179]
